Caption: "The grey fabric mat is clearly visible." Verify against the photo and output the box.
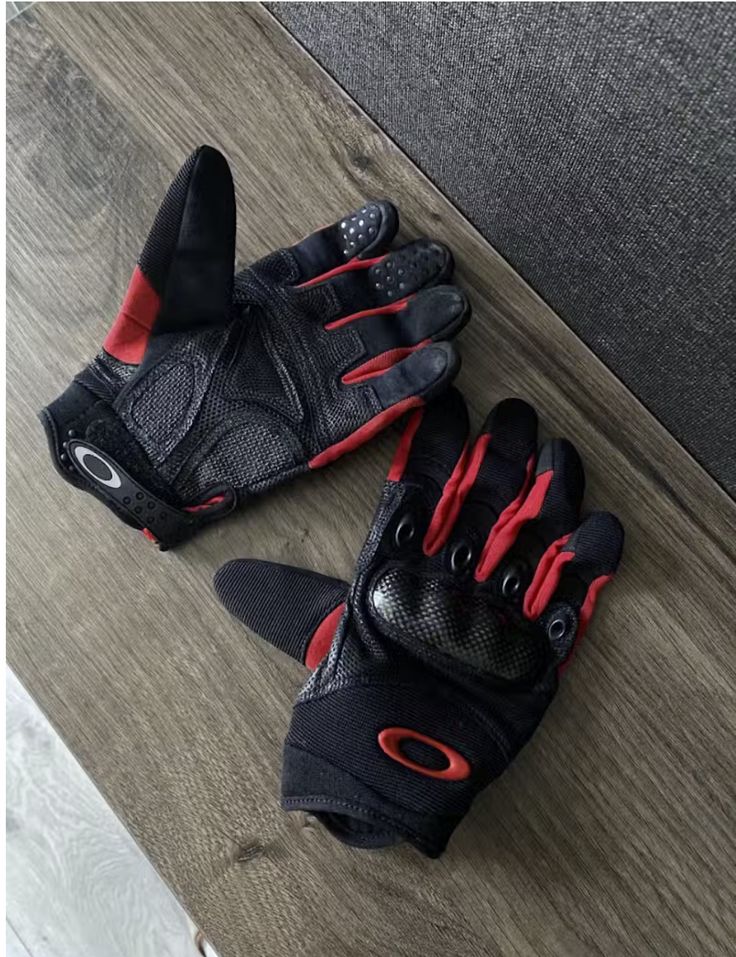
[272,2,736,496]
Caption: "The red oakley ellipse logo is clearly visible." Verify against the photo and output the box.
[377,727,471,781]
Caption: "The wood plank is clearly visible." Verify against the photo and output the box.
[7,669,205,957]
[7,4,735,955]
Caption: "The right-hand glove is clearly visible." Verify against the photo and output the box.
[215,389,623,857]
[40,146,469,547]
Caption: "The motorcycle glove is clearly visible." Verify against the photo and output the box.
[40,146,469,548]
[215,388,624,857]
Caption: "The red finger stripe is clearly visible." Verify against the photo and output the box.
[325,295,414,331]
[492,455,536,532]
[297,254,385,289]
[103,266,160,364]
[422,442,470,556]
[474,468,553,581]
[308,396,423,469]
[578,574,615,638]
[305,602,345,670]
[387,408,425,481]
[183,494,227,513]
[523,538,574,620]
[558,573,615,676]
[342,340,430,385]
[423,433,491,556]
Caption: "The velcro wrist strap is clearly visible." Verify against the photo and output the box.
[63,439,234,548]
[40,381,235,548]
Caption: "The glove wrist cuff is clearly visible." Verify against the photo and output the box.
[282,680,503,857]
[282,741,455,857]
[40,381,236,548]
[41,379,100,489]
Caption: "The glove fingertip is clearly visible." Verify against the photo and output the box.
[358,199,399,257]
[373,342,461,414]
[566,510,625,573]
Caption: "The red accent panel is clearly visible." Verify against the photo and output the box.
[325,295,414,331]
[387,408,425,482]
[297,254,385,289]
[558,573,615,675]
[422,431,492,556]
[377,727,471,781]
[305,602,345,670]
[523,541,574,620]
[493,454,536,531]
[471,454,535,578]
[183,494,226,513]
[422,442,470,555]
[475,467,553,582]
[142,528,158,544]
[342,340,430,385]
[308,396,423,469]
[522,533,571,619]
[579,573,615,636]
[103,266,160,364]
[424,432,492,556]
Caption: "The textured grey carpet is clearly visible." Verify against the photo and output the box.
[272,2,736,495]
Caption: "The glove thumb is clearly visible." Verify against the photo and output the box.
[103,145,236,365]
[214,560,348,669]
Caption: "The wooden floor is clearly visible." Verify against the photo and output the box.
[6,4,736,956]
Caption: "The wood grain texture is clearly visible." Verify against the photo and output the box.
[6,669,205,957]
[6,4,736,956]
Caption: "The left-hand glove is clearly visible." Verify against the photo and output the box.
[215,389,623,856]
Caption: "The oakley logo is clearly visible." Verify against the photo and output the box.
[377,727,471,781]
[72,446,122,489]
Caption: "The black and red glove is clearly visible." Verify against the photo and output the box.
[215,389,623,857]
[40,146,469,547]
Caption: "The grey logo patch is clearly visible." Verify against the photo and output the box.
[72,446,122,489]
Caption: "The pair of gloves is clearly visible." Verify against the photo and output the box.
[41,146,623,857]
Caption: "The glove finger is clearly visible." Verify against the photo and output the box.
[309,342,460,469]
[214,559,348,668]
[252,200,398,286]
[309,343,461,470]
[423,398,538,558]
[339,286,470,385]
[305,240,454,324]
[523,512,624,667]
[474,437,585,583]
[386,386,473,552]
[103,145,236,365]
[388,385,470,492]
